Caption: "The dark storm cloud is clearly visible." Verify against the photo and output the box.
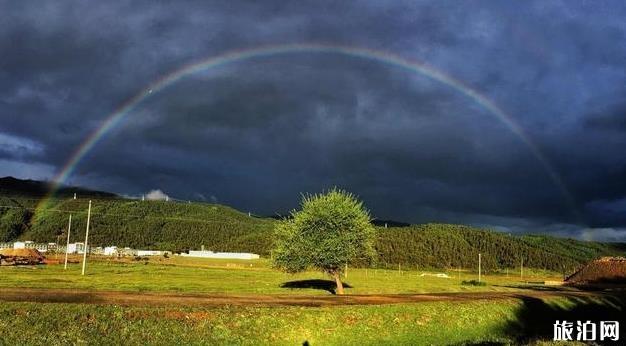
[584,101,626,132]
[2,1,626,240]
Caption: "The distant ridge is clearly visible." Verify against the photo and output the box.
[0,176,117,198]
[0,177,624,272]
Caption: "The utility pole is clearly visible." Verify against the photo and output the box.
[81,201,92,276]
[478,253,482,283]
[520,257,524,281]
[64,214,72,270]
[344,263,348,278]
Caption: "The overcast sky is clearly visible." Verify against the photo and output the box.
[1,1,625,240]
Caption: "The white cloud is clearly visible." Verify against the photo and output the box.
[145,189,170,201]
[578,228,626,242]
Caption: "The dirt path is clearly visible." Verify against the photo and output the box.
[0,288,606,307]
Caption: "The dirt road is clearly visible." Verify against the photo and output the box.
[0,288,607,307]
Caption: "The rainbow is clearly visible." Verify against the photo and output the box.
[36,43,576,215]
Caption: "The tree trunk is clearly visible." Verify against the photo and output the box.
[333,271,345,295]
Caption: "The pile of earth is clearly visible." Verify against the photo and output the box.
[0,248,45,266]
[565,257,626,285]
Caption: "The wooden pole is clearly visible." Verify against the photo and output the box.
[478,253,482,283]
[64,214,72,270]
[81,201,91,276]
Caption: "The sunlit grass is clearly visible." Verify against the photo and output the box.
[0,255,563,295]
[3,295,616,345]
[0,300,519,345]
[1,257,616,345]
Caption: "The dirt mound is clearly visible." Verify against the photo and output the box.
[565,257,626,285]
[0,248,45,265]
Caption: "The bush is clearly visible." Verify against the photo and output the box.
[461,280,487,286]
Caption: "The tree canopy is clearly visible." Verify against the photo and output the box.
[272,189,376,294]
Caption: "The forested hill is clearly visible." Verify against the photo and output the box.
[1,196,275,255]
[376,224,626,272]
[1,178,624,272]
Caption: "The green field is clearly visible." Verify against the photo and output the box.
[0,300,518,345]
[2,257,625,345]
[2,295,623,345]
[0,256,560,295]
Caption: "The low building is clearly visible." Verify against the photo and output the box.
[26,242,49,253]
[137,250,163,256]
[67,242,87,254]
[104,246,118,256]
[120,247,138,256]
[180,250,260,260]
[47,243,58,252]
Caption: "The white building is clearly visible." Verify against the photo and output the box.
[180,250,260,260]
[12,241,50,252]
[104,246,118,256]
[67,242,86,254]
[136,250,163,256]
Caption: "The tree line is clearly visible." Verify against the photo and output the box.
[1,196,623,272]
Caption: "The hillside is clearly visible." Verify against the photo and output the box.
[5,197,275,255]
[1,177,624,271]
[376,224,625,272]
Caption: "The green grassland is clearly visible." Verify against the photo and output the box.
[2,295,621,345]
[0,300,519,345]
[2,253,623,345]
[0,256,559,294]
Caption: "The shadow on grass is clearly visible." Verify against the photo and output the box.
[495,284,576,292]
[280,279,352,295]
[504,292,626,345]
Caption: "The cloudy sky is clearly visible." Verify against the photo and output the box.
[1,1,625,240]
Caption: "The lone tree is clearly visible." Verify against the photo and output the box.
[272,188,376,295]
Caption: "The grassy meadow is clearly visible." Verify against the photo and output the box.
[2,295,623,345]
[0,255,562,295]
[2,255,624,345]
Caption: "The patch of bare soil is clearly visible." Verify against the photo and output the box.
[566,257,626,285]
[0,288,602,307]
[0,249,44,265]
